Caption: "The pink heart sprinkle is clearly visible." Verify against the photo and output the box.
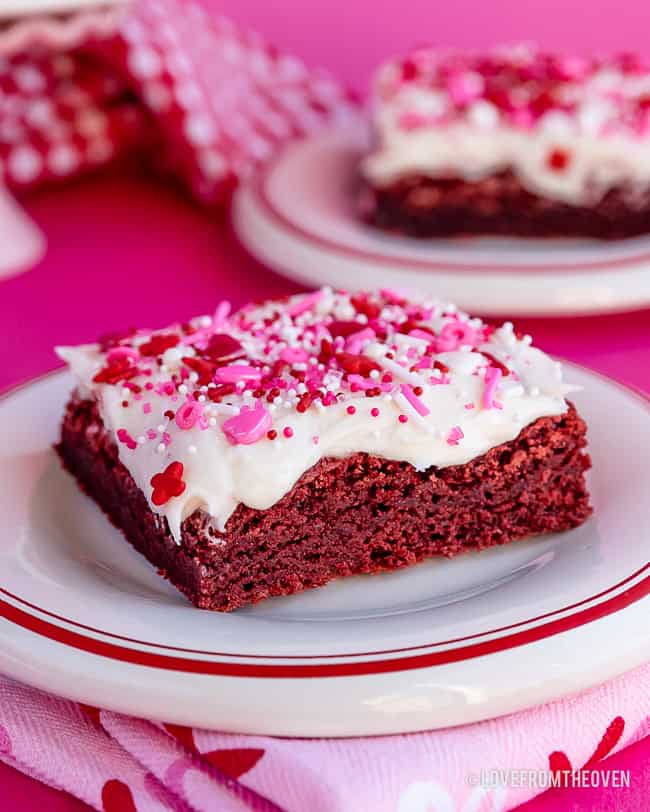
[222,401,272,445]
[280,347,309,363]
[213,365,262,384]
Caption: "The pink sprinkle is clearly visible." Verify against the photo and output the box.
[429,373,450,386]
[415,356,433,370]
[142,402,152,414]
[287,290,324,318]
[345,327,375,354]
[436,320,476,352]
[380,288,404,304]
[510,107,534,129]
[107,346,139,364]
[146,429,157,440]
[400,384,430,416]
[409,329,435,343]
[175,400,202,430]
[213,300,231,327]
[371,407,380,417]
[312,435,320,445]
[447,426,464,446]
[213,364,262,384]
[398,414,408,424]
[222,401,272,445]
[162,432,171,447]
[347,374,375,391]
[145,382,154,391]
[448,71,484,105]
[116,428,137,450]
[347,405,356,415]
[398,111,427,130]
[283,426,294,438]
[280,347,309,363]
[464,403,475,410]
[482,367,503,410]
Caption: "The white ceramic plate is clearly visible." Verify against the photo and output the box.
[0,366,648,736]
[233,129,650,316]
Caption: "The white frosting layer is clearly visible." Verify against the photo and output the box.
[57,290,573,543]
[363,53,650,205]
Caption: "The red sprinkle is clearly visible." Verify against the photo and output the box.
[139,333,180,357]
[335,352,382,377]
[371,407,380,417]
[182,356,218,385]
[267,429,278,440]
[398,414,408,424]
[150,461,186,506]
[547,148,571,172]
[93,357,139,385]
[204,333,243,361]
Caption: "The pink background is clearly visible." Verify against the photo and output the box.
[1,1,650,809]
[217,0,650,94]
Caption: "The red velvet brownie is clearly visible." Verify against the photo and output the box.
[360,46,650,238]
[56,288,592,611]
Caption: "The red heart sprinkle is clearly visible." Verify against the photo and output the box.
[138,333,180,357]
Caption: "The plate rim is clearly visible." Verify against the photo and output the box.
[249,132,650,275]
[0,366,649,679]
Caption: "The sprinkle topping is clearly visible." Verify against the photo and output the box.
[82,289,514,454]
[58,287,572,541]
[378,45,650,138]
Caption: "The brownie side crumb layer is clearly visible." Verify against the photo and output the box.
[57,394,592,612]
[358,172,650,239]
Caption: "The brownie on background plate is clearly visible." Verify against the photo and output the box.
[359,45,650,238]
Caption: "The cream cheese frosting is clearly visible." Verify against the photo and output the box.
[57,288,574,543]
[362,45,650,206]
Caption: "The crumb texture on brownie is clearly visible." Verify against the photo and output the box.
[363,45,650,207]
[56,289,574,542]
[57,395,591,611]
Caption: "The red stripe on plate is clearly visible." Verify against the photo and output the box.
[1,570,649,678]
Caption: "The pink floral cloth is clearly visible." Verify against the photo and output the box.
[2,664,650,811]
